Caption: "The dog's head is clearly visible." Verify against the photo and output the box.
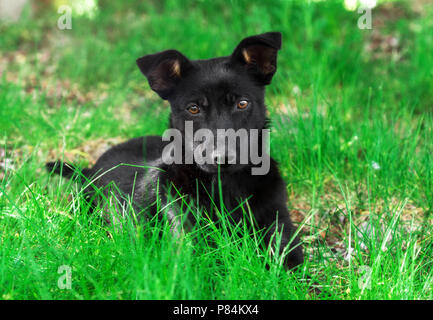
[137,32,281,174]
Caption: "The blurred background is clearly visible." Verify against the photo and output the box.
[1,0,432,201]
[1,0,432,172]
[0,0,433,198]
[1,0,432,191]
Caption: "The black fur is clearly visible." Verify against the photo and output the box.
[47,32,304,269]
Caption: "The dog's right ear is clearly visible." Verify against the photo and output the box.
[231,32,282,85]
[136,50,193,100]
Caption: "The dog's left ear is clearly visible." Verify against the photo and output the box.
[231,32,282,85]
[136,50,193,99]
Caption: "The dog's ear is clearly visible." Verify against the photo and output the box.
[231,32,282,85]
[136,50,193,99]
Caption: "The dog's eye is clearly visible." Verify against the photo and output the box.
[237,100,249,109]
[187,105,200,114]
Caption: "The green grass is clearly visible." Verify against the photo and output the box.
[1,0,432,299]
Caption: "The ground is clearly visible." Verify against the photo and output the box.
[0,0,432,299]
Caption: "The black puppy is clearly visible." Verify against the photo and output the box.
[47,32,304,269]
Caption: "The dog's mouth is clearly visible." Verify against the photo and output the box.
[192,142,249,174]
[196,162,247,174]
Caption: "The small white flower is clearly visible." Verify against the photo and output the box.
[344,247,354,261]
[344,0,377,11]
[348,135,359,146]
[344,0,357,11]
[371,161,380,170]
[360,0,377,9]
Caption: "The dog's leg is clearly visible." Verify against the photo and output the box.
[268,210,304,270]
[254,203,304,270]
